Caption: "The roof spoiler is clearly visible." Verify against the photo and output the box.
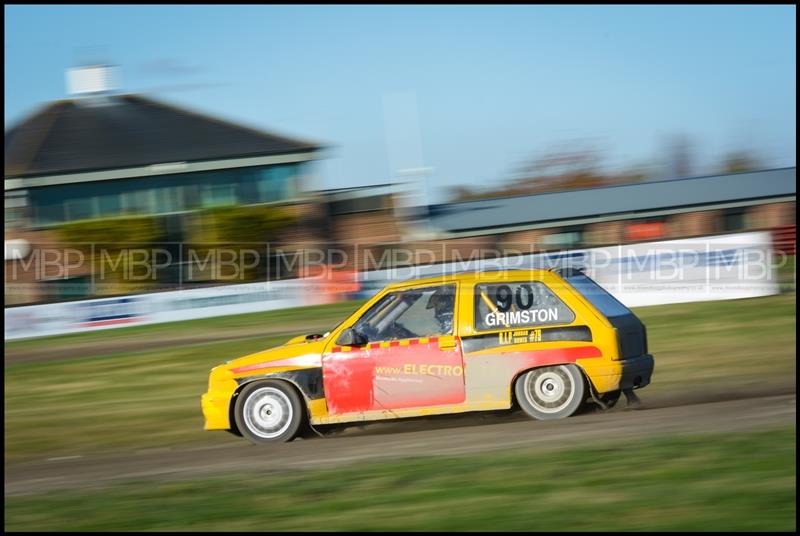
[550,266,586,278]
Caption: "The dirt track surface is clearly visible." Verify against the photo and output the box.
[5,391,795,497]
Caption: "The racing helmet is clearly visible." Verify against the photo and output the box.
[426,287,454,333]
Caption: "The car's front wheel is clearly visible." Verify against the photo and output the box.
[234,380,304,444]
[515,364,586,420]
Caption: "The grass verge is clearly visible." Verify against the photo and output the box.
[4,427,796,531]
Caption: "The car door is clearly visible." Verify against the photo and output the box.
[322,283,465,415]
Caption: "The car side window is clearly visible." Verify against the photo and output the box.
[353,285,456,342]
[474,281,574,331]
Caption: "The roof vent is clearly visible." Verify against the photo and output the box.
[66,64,120,101]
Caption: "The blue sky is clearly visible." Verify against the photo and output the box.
[4,5,796,202]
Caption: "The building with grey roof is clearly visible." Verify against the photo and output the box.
[5,65,323,229]
[426,167,795,238]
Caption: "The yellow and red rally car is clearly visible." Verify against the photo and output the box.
[201,268,654,443]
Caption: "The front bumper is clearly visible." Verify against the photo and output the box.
[201,391,232,430]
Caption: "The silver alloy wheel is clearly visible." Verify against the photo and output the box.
[524,365,575,414]
[242,386,294,439]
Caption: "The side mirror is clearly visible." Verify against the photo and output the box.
[336,328,367,347]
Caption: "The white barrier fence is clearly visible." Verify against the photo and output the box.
[4,231,781,341]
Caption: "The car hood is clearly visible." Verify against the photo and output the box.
[225,334,330,375]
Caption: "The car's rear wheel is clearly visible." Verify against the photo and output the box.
[234,380,303,444]
[515,364,585,420]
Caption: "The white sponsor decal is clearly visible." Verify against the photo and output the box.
[484,308,559,327]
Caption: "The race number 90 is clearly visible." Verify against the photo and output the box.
[494,284,535,312]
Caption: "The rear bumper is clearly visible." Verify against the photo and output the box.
[619,353,654,390]
[582,353,654,393]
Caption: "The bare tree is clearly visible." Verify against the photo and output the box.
[720,150,761,174]
[666,133,694,179]
[445,140,651,203]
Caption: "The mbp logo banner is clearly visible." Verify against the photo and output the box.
[3,231,784,340]
[584,231,780,307]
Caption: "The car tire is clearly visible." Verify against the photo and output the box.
[515,364,586,420]
[234,380,304,444]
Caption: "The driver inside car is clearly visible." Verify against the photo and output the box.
[353,286,458,342]
[425,287,454,335]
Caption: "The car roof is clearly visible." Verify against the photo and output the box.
[383,268,564,289]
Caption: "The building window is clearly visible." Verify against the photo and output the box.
[5,207,23,227]
[722,207,748,232]
[34,203,65,226]
[122,189,155,215]
[256,165,295,203]
[5,192,28,228]
[202,183,237,207]
[64,198,95,221]
[330,195,385,215]
[155,186,185,214]
[98,193,122,216]
[541,226,585,249]
[39,275,92,302]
